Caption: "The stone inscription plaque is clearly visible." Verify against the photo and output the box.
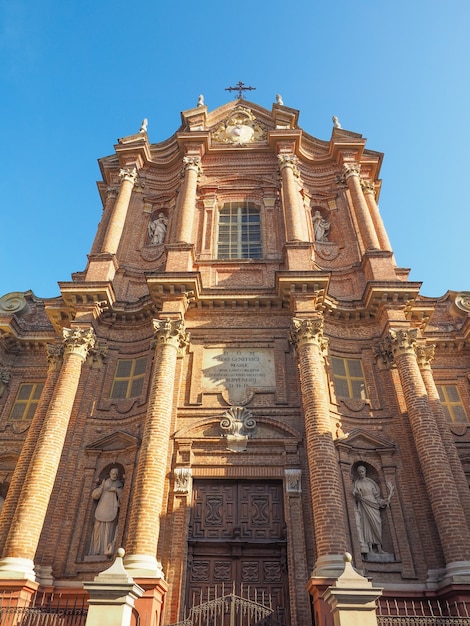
[202,348,275,403]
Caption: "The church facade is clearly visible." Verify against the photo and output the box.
[1,96,470,625]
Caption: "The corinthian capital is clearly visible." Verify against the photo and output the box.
[62,327,96,361]
[415,343,435,370]
[182,156,202,176]
[47,342,64,371]
[278,154,299,176]
[118,167,138,184]
[387,328,419,358]
[289,317,327,351]
[360,179,376,195]
[342,163,361,179]
[152,318,190,351]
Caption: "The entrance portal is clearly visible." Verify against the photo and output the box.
[186,480,289,625]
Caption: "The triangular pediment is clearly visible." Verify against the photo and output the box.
[335,428,396,453]
[86,430,140,453]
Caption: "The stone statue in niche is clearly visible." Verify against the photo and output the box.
[312,210,330,242]
[88,467,123,556]
[148,213,168,245]
[353,465,394,560]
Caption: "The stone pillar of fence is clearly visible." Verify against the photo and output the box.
[323,553,383,626]
[83,548,143,626]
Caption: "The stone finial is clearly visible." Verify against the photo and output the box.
[197,94,204,107]
[332,115,342,129]
[93,548,134,583]
[276,94,284,105]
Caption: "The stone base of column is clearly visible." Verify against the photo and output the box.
[444,561,470,583]
[283,242,315,271]
[35,564,54,586]
[165,243,195,272]
[123,554,165,579]
[312,554,347,578]
[85,253,119,282]
[0,557,36,580]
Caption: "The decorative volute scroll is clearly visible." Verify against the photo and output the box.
[220,406,257,452]
[212,108,267,145]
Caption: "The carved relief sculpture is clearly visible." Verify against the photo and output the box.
[212,108,267,145]
[89,467,124,556]
[353,465,393,558]
[312,210,330,242]
[148,213,168,245]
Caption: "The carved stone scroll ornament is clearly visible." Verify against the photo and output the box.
[220,406,257,452]
[174,468,192,494]
[0,293,29,315]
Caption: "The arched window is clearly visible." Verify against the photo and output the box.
[217,202,262,259]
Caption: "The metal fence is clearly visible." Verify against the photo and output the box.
[167,583,288,626]
[0,590,88,626]
[377,597,470,626]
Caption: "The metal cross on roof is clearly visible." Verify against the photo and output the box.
[225,81,256,100]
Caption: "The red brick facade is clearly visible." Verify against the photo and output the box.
[1,98,470,625]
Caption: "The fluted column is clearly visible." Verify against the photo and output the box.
[342,164,380,250]
[416,344,470,523]
[278,155,307,242]
[101,167,138,254]
[384,329,470,573]
[124,318,189,578]
[0,327,95,580]
[361,179,393,253]
[175,156,201,244]
[290,318,348,577]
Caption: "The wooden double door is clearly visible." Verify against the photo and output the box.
[187,480,289,624]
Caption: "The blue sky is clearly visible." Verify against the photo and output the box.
[1,1,468,299]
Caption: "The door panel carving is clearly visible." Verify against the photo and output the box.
[187,480,289,624]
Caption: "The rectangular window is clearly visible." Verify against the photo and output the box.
[437,384,468,423]
[217,202,262,259]
[331,357,367,399]
[9,383,44,420]
[111,357,147,399]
